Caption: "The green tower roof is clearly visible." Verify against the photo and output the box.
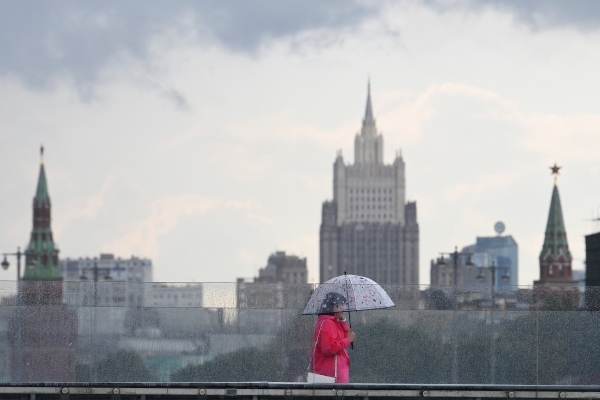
[35,163,49,201]
[24,146,62,281]
[540,183,571,260]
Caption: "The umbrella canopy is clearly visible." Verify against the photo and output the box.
[302,274,395,315]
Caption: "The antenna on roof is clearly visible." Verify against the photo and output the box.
[585,206,600,233]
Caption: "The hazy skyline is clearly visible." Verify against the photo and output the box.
[2,1,600,284]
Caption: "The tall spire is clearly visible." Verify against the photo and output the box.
[24,147,61,282]
[355,80,383,164]
[540,182,571,260]
[363,80,375,129]
[35,147,49,201]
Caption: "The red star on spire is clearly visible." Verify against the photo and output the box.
[550,163,561,176]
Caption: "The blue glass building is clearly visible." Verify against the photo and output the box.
[463,234,519,290]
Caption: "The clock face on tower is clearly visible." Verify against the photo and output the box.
[494,221,506,235]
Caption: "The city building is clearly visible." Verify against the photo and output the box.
[9,147,77,382]
[254,251,307,284]
[466,226,518,290]
[585,232,600,287]
[61,253,152,307]
[145,283,203,308]
[237,251,309,310]
[585,232,600,309]
[319,83,419,285]
[62,253,153,283]
[430,223,518,290]
[430,253,471,287]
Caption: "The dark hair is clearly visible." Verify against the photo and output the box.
[318,292,347,315]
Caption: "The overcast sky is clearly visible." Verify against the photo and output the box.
[1,0,600,285]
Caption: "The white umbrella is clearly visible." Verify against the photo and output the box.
[302,273,395,315]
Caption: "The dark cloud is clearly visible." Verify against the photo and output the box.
[0,1,375,91]
[488,0,600,31]
[427,0,600,32]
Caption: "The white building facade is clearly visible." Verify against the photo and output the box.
[145,283,203,308]
[61,253,153,307]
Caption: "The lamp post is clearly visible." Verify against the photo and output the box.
[1,247,24,382]
[80,260,112,307]
[80,259,112,382]
[437,246,475,286]
[476,261,510,384]
[476,261,510,308]
[437,246,474,384]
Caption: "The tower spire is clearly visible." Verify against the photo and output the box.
[363,80,374,126]
[25,147,61,282]
[35,156,49,200]
[541,183,570,259]
[355,80,383,164]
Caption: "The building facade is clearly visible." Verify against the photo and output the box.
[464,233,518,289]
[585,232,600,309]
[61,253,152,307]
[430,229,518,295]
[254,251,307,284]
[320,84,419,285]
[237,251,309,310]
[145,283,203,308]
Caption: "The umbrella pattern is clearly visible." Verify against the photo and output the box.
[302,274,395,315]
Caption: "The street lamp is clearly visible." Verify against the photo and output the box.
[475,260,510,384]
[437,246,475,286]
[80,260,112,307]
[79,259,112,383]
[476,261,510,308]
[436,246,474,384]
[1,246,24,283]
[1,247,25,382]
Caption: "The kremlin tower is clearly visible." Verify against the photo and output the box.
[21,146,64,305]
[9,147,77,382]
[534,164,577,287]
[533,164,578,309]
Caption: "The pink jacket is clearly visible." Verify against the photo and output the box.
[310,315,351,383]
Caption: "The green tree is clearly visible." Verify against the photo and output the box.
[92,350,154,382]
[124,307,160,335]
[173,347,281,382]
[351,318,448,383]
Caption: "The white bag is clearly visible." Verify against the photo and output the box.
[307,372,335,384]
[307,321,337,383]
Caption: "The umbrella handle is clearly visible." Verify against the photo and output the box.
[348,310,354,351]
[343,271,354,350]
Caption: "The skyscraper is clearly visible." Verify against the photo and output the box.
[319,84,419,285]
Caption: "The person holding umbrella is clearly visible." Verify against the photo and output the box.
[309,292,356,383]
[304,274,395,383]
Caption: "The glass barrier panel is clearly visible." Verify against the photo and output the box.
[0,281,599,385]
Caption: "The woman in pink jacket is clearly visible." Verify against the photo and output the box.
[310,292,356,383]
